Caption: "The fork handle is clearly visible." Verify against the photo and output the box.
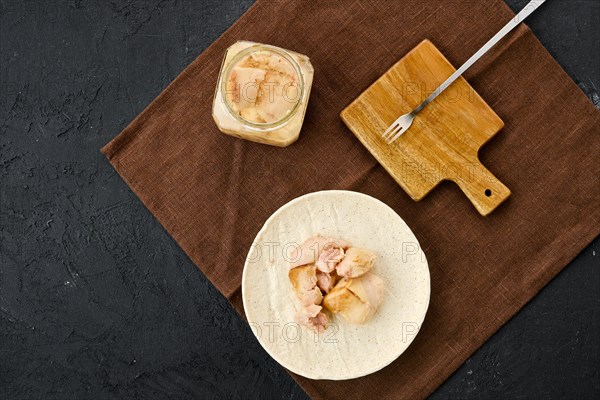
[413,0,547,115]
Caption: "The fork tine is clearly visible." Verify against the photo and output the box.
[382,127,394,141]
[382,121,399,140]
[387,121,405,139]
[386,126,406,144]
[384,125,402,142]
[383,125,401,141]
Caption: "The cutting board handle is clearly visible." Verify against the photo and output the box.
[454,161,511,216]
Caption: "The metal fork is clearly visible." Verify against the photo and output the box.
[382,0,547,144]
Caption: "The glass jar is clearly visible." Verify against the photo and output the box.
[212,41,314,147]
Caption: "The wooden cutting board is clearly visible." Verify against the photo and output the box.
[340,39,510,216]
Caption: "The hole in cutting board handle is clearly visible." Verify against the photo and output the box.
[485,189,492,197]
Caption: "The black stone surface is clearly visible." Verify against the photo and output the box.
[0,1,598,399]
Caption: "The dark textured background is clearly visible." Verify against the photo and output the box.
[1,0,598,399]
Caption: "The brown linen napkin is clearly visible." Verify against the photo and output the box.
[101,0,600,398]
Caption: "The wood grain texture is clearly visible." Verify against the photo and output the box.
[340,40,510,216]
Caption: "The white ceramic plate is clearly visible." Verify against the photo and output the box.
[242,190,430,380]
